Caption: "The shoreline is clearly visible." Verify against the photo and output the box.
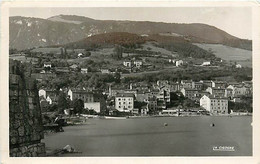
[87,113,253,120]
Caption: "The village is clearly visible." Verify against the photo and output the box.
[32,56,252,120]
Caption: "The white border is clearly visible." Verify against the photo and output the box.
[1,1,260,164]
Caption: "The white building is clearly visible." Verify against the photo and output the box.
[115,93,134,112]
[200,95,228,114]
[236,64,242,68]
[201,61,211,66]
[81,68,88,74]
[84,102,101,113]
[176,60,183,67]
[46,96,53,104]
[134,60,143,68]
[141,108,148,115]
[123,61,132,67]
[39,89,46,99]
[43,62,52,68]
[100,69,111,74]
[78,53,83,58]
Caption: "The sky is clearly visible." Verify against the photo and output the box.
[9,7,252,40]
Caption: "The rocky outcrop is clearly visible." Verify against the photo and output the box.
[9,59,45,157]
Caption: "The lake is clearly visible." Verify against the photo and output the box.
[43,116,252,156]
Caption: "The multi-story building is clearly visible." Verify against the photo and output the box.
[200,95,228,114]
[147,96,158,114]
[200,80,213,88]
[181,80,193,89]
[225,88,233,99]
[130,82,150,91]
[147,88,160,99]
[68,89,94,102]
[168,82,181,92]
[115,93,134,112]
[227,84,252,97]
[212,81,227,89]
[194,91,210,102]
[180,88,199,100]
[68,89,106,113]
[192,81,203,90]
[108,86,125,97]
[206,87,226,97]
[157,87,171,103]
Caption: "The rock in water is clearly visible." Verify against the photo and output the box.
[62,145,74,153]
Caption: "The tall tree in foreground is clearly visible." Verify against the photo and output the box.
[57,92,69,114]
[73,99,84,114]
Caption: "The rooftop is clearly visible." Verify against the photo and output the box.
[204,95,228,100]
[115,93,134,97]
[212,81,227,84]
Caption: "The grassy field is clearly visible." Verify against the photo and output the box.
[194,43,252,67]
[31,47,62,54]
[9,54,38,63]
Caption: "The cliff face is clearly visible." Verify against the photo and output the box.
[9,59,45,157]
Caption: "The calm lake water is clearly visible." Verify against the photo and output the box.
[43,116,252,156]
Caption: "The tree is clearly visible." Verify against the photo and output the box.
[57,92,69,114]
[114,72,121,83]
[113,45,123,60]
[73,99,84,114]
[182,99,197,108]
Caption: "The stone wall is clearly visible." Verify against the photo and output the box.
[9,59,46,157]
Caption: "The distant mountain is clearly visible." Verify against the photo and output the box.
[9,15,252,50]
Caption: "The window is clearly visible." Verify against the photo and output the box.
[118,98,121,101]
[119,106,121,108]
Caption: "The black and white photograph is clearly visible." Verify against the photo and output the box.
[1,1,260,163]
